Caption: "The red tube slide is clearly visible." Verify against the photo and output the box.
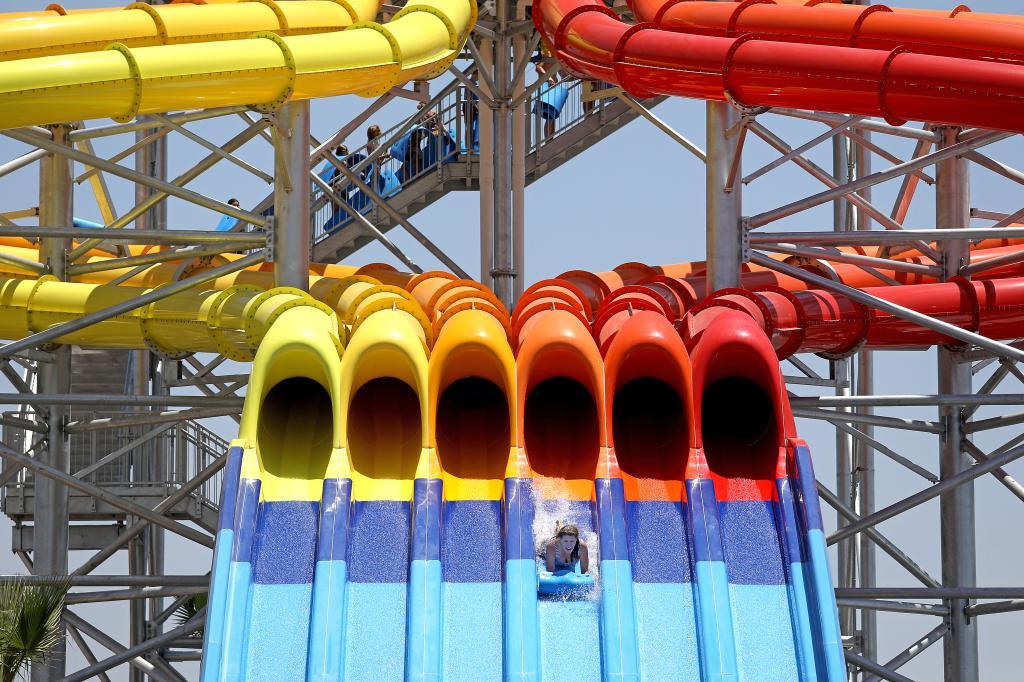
[533,0,1024,131]
[559,242,1024,317]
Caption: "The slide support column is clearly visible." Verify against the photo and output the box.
[32,124,73,682]
[274,100,312,291]
[705,101,741,290]
[935,125,978,682]
[491,0,515,309]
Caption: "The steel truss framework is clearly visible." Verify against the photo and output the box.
[0,0,1020,680]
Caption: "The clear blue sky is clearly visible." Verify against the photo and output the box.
[0,0,1022,679]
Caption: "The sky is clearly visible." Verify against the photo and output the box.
[1,0,1023,679]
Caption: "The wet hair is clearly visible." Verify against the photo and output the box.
[227,198,240,207]
[335,145,348,157]
[555,523,581,563]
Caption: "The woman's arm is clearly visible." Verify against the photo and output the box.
[579,542,589,574]
[545,540,556,573]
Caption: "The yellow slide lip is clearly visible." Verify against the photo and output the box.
[0,0,477,130]
[338,306,430,450]
[237,304,348,500]
[429,307,517,500]
[428,307,517,449]
[338,301,434,500]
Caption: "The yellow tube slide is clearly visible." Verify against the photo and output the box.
[0,0,380,61]
[0,0,476,129]
[335,283,435,676]
[207,301,347,678]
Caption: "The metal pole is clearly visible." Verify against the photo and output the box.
[274,101,312,290]
[478,41,495,290]
[511,14,527,303]
[851,125,878,665]
[706,100,741,290]
[32,123,72,682]
[935,125,978,682]
[491,4,514,308]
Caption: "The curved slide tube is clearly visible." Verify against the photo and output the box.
[201,302,346,681]
[687,307,843,681]
[333,284,434,680]
[426,291,517,681]
[512,287,640,681]
[0,0,379,61]
[0,0,476,129]
[533,0,1024,132]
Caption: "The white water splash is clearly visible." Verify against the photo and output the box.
[530,476,601,601]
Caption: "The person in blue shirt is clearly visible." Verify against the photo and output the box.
[214,198,241,232]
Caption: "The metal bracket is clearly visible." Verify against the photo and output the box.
[490,268,517,278]
[264,217,275,263]
[741,217,752,263]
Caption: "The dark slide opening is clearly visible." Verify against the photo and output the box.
[524,377,599,479]
[348,377,421,480]
[436,377,509,479]
[701,376,776,481]
[258,377,333,480]
[613,378,687,481]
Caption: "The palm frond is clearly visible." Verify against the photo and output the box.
[0,577,70,681]
[173,592,207,637]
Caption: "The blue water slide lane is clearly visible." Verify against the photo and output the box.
[218,471,260,681]
[790,443,846,681]
[307,477,352,682]
[775,476,819,681]
[441,498,504,682]
[536,500,601,681]
[594,477,640,681]
[245,499,321,680]
[627,497,701,681]
[343,499,411,679]
[503,476,540,681]
[407,477,444,681]
[200,445,243,682]
[685,477,738,682]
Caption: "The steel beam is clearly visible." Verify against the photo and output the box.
[748,131,1010,228]
[273,101,311,290]
[934,125,978,682]
[706,101,742,290]
[828,441,1024,545]
[33,123,72,682]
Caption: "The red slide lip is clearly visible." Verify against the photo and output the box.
[603,311,694,500]
[688,308,794,500]
[534,0,1024,132]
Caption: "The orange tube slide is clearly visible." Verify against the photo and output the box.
[533,0,1024,132]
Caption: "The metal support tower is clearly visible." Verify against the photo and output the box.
[935,125,978,682]
[33,124,73,682]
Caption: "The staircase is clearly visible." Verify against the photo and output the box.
[1,350,225,546]
[310,80,665,263]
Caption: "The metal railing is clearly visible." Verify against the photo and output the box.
[309,76,620,241]
[1,413,226,517]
